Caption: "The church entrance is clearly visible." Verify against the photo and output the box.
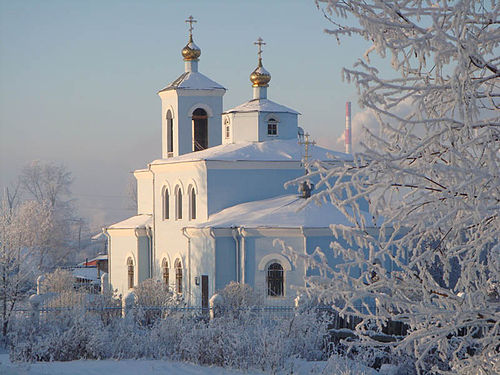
[192,108,208,151]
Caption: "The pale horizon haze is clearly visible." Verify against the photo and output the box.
[0,0,370,230]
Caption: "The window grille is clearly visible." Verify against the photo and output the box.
[267,118,278,136]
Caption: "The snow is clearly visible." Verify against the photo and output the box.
[224,98,300,114]
[194,194,373,228]
[72,267,99,282]
[0,354,383,375]
[159,72,225,92]
[107,214,152,229]
[152,139,352,164]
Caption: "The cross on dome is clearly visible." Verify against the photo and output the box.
[254,37,266,61]
[185,15,197,37]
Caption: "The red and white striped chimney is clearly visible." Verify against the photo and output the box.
[345,101,352,154]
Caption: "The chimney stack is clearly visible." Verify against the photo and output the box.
[345,101,352,154]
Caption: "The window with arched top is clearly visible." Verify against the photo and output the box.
[267,262,284,297]
[188,185,196,220]
[175,259,182,294]
[192,108,208,151]
[127,257,134,289]
[267,118,278,136]
[166,110,174,156]
[162,258,169,286]
[175,186,182,220]
[163,187,169,220]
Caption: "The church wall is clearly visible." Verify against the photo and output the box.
[214,237,237,292]
[206,168,302,216]
[244,235,305,303]
[230,112,259,142]
[159,91,179,158]
[258,112,298,141]
[108,231,140,298]
[134,169,153,215]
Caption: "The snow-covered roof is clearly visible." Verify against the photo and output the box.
[72,267,99,282]
[159,71,225,92]
[108,214,152,229]
[224,98,300,115]
[193,194,374,228]
[152,139,352,165]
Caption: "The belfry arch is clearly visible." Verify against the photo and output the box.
[192,108,208,151]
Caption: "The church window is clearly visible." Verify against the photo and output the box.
[189,185,196,220]
[267,118,278,136]
[166,110,174,156]
[225,124,230,139]
[163,187,169,220]
[267,262,284,297]
[192,108,208,151]
[127,257,134,289]
[175,186,182,220]
[175,259,182,294]
[162,258,169,286]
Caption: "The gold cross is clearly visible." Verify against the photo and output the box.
[185,15,197,37]
[254,37,266,60]
[299,132,316,164]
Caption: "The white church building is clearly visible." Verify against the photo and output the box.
[104,19,375,307]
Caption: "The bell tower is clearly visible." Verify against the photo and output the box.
[158,16,226,158]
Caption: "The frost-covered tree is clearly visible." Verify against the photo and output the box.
[0,199,57,337]
[297,1,500,374]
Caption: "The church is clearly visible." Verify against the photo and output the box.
[104,18,375,307]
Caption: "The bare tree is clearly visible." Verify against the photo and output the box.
[292,1,499,374]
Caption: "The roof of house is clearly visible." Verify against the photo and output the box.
[107,214,152,229]
[192,194,375,229]
[158,71,226,92]
[224,98,300,115]
[152,139,352,165]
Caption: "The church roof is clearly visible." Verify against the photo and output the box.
[159,71,225,92]
[193,194,375,228]
[108,214,152,229]
[152,139,352,164]
[224,98,299,115]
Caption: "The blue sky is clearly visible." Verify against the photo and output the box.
[0,0,370,228]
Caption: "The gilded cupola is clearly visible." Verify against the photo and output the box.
[250,37,271,87]
[182,16,201,61]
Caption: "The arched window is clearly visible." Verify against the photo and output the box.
[166,110,174,156]
[192,108,208,151]
[162,258,169,286]
[163,187,169,220]
[267,118,278,136]
[224,117,230,139]
[175,259,182,294]
[189,185,196,220]
[127,257,134,289]
[175,186,182,220]
[267,263,284,297]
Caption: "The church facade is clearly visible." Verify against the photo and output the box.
[104,20,376,307]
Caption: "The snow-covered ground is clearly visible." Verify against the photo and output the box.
[0,353,387,375]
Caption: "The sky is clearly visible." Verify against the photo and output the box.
[0,0,373,229]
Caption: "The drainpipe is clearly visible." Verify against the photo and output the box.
[182,227,191,307]
[238,227,246,284]
[146,226,153,279]
[209,228,217,294]
[102,228,111,290]
[149,165,156,279]
[231,227,240,282]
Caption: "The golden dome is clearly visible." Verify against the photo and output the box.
[182,35,201,61]
[250,58,271,87]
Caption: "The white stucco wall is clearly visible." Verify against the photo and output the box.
[134,169,153,215]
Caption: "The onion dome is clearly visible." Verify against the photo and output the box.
[250,58,271,87]
[182,35,201,61]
